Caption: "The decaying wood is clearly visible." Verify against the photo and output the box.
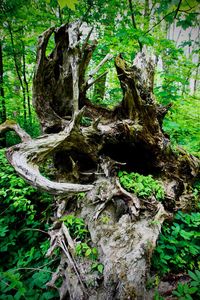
[0,120,31,142]
[1,21,199,300]
[2,112,94,194]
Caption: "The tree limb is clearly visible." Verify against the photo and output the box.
[81,27,94,53]
[88,53,113,77]
[145,10,176,34]
[0,120,31,142]
[174,0,182,19]
[3,115,94,194]
[87,71,108,89]
[128,0,143,51]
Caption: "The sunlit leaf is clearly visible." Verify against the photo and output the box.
[58,0,78,10]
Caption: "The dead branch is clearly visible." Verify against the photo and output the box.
[0,120,31,142]
[88,53,113,77]
[87,71,108,89]
[4,114,94,194]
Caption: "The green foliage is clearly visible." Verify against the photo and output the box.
[61,214,103,270]
[75,243,98,261]
[91,262,104,274]
[153,290,164,300]
[0,149,58,299]
[163,96,200,157]
[171,269,200,299]
[152,211,200,275]
[60,215,89,241]
[189,269,200,291]
[80,116,92,127]
[118,171,165,201]
[46,0,78,10]
[58,0,78,10]
[61,215,98,259]
[172,283,197,300]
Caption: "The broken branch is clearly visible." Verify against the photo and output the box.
[89,53,113,77]
[0,120,31,142]
[87,71,108,89]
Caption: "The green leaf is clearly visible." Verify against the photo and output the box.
[58,0,78,10]
[97,264,104,274]
[85,248,92,257]
[189,287,198,294]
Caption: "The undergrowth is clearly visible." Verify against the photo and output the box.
[163,96,200,158]
[118,171,165,201]
[0,149,58,299]
[152,211,200,275]
[152,210,200,300]
[60,215,104,274]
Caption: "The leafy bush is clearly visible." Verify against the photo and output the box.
[172,283,197,300]
[163,96,200,157]
[172,270,200,300]
[0,150,58,299]
[152,211,200,275]
[118,171,165,201]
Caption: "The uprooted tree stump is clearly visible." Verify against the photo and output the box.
[0,21,199,299]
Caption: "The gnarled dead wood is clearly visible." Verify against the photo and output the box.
[0,120,31,142]
[1,21,199,300]
[1,113,94,194]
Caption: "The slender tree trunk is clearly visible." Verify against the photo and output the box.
[144,0,150,31]
[22,41,32,125]
[58,6,63,25]
[194,54,199,95]
[8,23,27,125]
[128,0,143,51]
[193,28,200,95]
[93,72,107,103]
[0,40,6,147]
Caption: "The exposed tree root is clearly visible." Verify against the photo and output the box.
[1,21,199,300]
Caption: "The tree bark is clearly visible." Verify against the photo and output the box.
[22,40,32,125]
[1,22,199,300]
[93,72,107,102]
[0,39,6,147]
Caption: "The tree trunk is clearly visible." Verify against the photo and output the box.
[8,22,27,125]
[0,39,6,147]
[93,72,107,103]
[194,53,199,95]
[22,40,32,125]
[0,22,199,300]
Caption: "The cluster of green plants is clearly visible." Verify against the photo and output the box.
[60,214,104,274]
[152,211,200,275]
[118,171,165,201]
[60,214,89,241]
[172,269,200,300]
[0,149,59,299]
[163,96,200,158]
